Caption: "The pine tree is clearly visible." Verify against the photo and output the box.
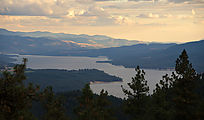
[76,84,115,120]
[0,58,39,120]
[121,66,149,120]
[151,74,174,120]
[75,84,95,120]
[197,73,204,119]
[0,58,70,120]
[40,86,69,120]
[94,89,115,120]
[172,49,200,120]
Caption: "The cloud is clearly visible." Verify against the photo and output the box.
[94,0,153,2]
[137,13,160,18]
[192,9,196,15]
[95,0,129,2]
[75,0,95,3]
[165,0,204,3]
[0,15,61,28]
[94,0,204,3]
[0,0,95,17]
[168,0,191,3]
[176,14,193,19]
[0,0,117,26]
[62,6,116,26]
[137,12,197,19]
[80,7,107,17]
[114,16,135,24]
[0,0,58,16]
[128,0,152,1]
[66,9,86,18]
[0,0,203,28]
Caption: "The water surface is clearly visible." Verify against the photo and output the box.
[14,55,173,98]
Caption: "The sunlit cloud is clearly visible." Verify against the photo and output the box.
[192,9,196,15]
[113,16,135,25]
[137,13,160,18]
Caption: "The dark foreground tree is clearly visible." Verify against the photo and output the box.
[75,84,115,120]
[150,50,202,120]
[40,87,69,120]
[121,66,149,120]
[151,74,174,120]
[94,89,115,120]
[0,59,69,120]
[75,84,95,120]
[172,49,200,120]
[196,73,204,119]
[0,58,39,120]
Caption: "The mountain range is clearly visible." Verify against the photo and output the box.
[89,40,204,72]
[0,28,203,72]
[0,28,139,49]
[62,40,204,72]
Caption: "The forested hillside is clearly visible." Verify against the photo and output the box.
[25,69,122,92]
[73,40,204,72]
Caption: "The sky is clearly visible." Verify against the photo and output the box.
[0,0,204,43]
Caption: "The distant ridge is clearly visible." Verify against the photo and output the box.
[0,28,140,48]
[84,40,204,72]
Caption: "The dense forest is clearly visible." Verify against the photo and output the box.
[0,50,204,120]
[25,69,122,92]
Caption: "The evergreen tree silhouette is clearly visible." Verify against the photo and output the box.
[0,58,39,120]
[151,74,174,120]
[76,84,115,120]
[172,50,200,120]
[40,86,69,120]
[75,84,95,120]
[121,66,149,120]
